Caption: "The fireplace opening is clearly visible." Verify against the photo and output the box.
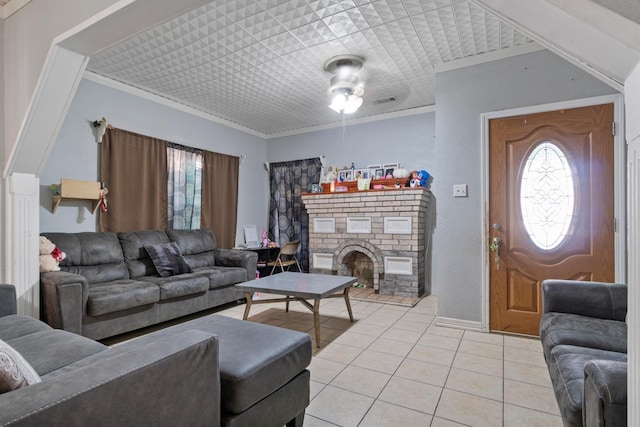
[343,251,374,289]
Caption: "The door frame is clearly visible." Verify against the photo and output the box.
[480,93,626,332]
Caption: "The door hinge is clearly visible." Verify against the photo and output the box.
[614,218,617,232]
[612,122,616,136]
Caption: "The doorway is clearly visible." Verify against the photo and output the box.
[485,100,620,336]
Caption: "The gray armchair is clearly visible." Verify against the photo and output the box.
[540,279,627,427]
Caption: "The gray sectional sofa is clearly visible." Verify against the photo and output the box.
[0,284,312,426]
[40,228,257,340]
[540,279,627,427]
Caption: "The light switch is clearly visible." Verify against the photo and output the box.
[453,184,468,197]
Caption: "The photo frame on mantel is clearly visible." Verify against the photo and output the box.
[383,163,399,178]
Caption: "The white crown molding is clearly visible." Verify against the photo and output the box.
[0,0,30,19]
[265,105,436,140]
[84,71,436,141]
[83,71,267,139]
[435,42,545,73]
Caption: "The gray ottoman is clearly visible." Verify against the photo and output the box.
[154,314,312,427]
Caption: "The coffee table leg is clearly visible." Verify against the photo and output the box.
[313,298,321,347]
[343,287,354,322]
[243,291,253,320]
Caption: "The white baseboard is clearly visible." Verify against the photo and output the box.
[435,316,486,332]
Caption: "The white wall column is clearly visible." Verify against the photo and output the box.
[3,173,39,318]
[625,62,640,427]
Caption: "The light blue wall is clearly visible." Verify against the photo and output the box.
[0,19,4,169]
[39,78,269,246]
[433,49,619,324]
[266,112,436,178]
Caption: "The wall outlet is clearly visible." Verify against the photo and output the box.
[453,184,468,197]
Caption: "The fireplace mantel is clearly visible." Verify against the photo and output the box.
[302,187,431,298]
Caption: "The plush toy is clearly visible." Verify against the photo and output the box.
[39,236,66,273]
[410,170,431,188]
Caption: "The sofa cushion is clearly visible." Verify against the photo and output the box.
[0,315,51,341]
[548,345,627,427]
[540,312,627,361]
[167,229,217,268]
[118,230,170,278]
[0,338,41,393]
[138,274,209,300]
[87,280,160,316]
[145,242,192,277]
[154,314,312,414]
[7,329,107,376]
[42,232,129,284]
[193,266,248,289]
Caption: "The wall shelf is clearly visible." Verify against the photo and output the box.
[51,179,102,214]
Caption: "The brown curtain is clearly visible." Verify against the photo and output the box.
[100,128,168,232]
[201,151,239,249]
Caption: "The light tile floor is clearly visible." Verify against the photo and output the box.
[217,294,563,427]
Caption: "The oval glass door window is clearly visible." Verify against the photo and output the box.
[520,141,575,250]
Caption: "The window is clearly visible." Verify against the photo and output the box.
[520,141,575,250]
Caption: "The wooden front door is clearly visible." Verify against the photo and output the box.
[489,104,615,335]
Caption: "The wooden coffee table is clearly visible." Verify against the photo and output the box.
[235,272,356,347]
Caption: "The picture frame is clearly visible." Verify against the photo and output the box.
[243,225,259,248]
[372,168,384,179]
[383,163,399,178]
[383,162,399,170]
[354,169,369,180]
[337,169,353,182]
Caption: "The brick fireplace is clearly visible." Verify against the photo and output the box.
[301,188,431,298]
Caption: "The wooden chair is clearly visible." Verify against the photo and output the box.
[267,241,302,275]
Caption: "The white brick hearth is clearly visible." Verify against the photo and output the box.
[301,188,431,298]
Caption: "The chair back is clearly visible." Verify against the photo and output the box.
[280,241,300,256]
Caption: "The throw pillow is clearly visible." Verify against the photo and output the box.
[145,242,192,277]
[0,338,41,394]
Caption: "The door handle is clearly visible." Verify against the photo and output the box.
[490,237,502,269]
[491,237,502,250]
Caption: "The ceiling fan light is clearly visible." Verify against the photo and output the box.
[329,93,347,112]
[343,95,363,114]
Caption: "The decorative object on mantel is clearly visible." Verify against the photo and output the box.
[357,178,371,191]
[393,167,410,179]
[317,161,432,193]
[410,170,432,188]
[51,179,106,214]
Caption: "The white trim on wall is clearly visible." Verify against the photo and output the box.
[479,93,626,332]
[84,71,437,141]
[435,42,545,73]
[83,71,265,139]
[0,0,30,19]
[435,316,484,332]
[265,105,436,140]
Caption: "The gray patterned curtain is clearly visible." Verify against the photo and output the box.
[268,157,322,272]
